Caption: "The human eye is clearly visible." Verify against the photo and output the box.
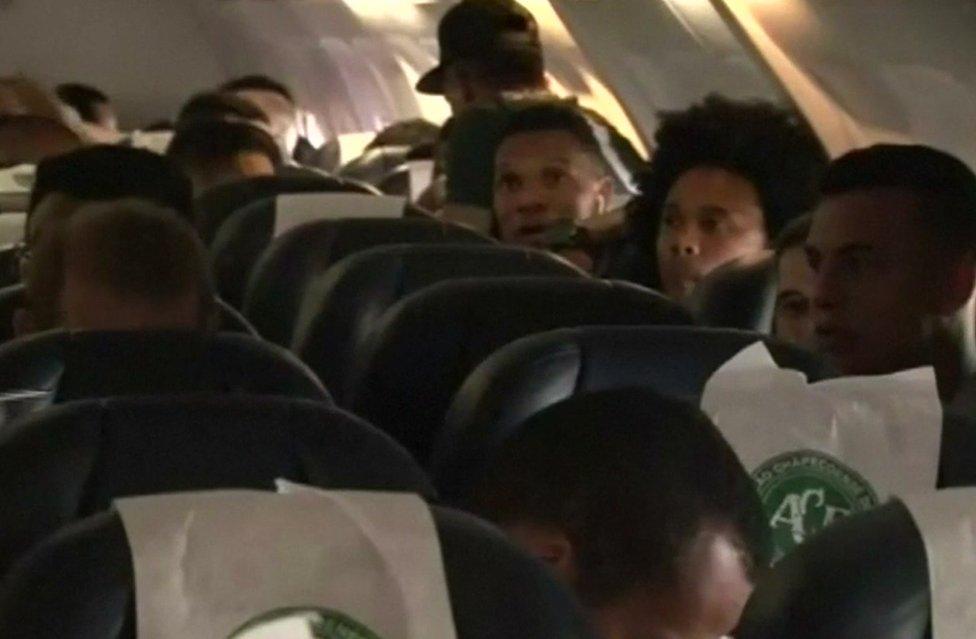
[541,167,568,188]
[496,172,521,191]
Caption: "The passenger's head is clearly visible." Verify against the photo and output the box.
[176,91,270,128]
[24,199,216,333]
[493,103,612,247]
[773,215,815,349]
[0,115,82,168]
[221,75,299,154]
[56,83,117,131]
[26,146,194,257]
[417,0,547,113]
[367,119,441,151]
[477,388,769,639]
[806,144,976,377]
[634,95,826,301]
[167,118,282,195]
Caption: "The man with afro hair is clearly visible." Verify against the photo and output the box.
[625,94,827,300]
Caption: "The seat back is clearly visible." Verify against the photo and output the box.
[0,329,328,403]
[194,174,376,245]
[243,217,491,346]
[348,278,691,465]
[293,244,587,404]
[433,325,832,504]
[688,254,777,331]
[337,145,412,185]
[210,192,410,308]
[0,396,434,576]
[0,506,593,639]
[0,283,258,344]
[736,499,930,639]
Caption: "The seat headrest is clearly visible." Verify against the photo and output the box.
[243,217,491,346]
[195,174,376,245]
[736,499,930,639]
[0,329,329,403]
[338,145,412,185]
[210,191,410,308]
[434,325,832,504]
[292,244,586,404]
[0,395,433,576]
[689,254,777,332]
[348,277,691,464]
[0,506,594,639]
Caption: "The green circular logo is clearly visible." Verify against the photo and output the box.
[229,607,384,639]
[753,450,878,561]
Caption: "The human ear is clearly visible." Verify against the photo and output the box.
[937,252,976,315]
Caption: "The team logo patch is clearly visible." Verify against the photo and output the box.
[753,450,878,561]
[230,607,384,639]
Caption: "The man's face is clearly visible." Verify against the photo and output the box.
[805,188,945,375]
[493,129,611,248]
[233,89,298,155]
[656,167,767,300]
[774,245,816,349]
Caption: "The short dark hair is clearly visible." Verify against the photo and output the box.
[631,94,827,241]
[28,146,194,222]
[476,388,770,607]
[176,92,270,127]
[499,102,607,171]
[28,199,216,331]
[773,214,812,261]
[55,83,110,124]
[820,144,976,254]
[167,118,283,172]
[221,75,295,104]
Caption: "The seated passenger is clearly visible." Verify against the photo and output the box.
[0,115,82,167]
[772,215,814,349]
[628,95,826,300]
[175,91,271,129]
[221,75,304,161]
[477,389,768,639]
[23,199,216,332]
[806,144,976,400]
[493,102,613,270]
[56,83,118,132]
[166,118,282,195]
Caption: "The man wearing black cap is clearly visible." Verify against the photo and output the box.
[419,1,643,236]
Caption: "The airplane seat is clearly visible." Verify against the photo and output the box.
[688,254,777,331]
[0,283,259,345]
[0,245,20,289]
[0,505,593,639]
[291,244,587,405]
[0,329,329,404]
[243,217,492,346]
[346,277,692,466]
[735,499,931,639]
[210,192,421,309]
[195,174,377,245]
[432,325,833,505]
[0,395,435,577]
[337,145,412,186]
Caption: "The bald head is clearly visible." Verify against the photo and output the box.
[25,199,216,333]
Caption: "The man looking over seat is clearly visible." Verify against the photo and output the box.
[23,200,216,332]
[477,389,769,639]
[806,144,976,401]
[166,118,282,195]
[627,95,826,301]
[493,102,612,270]
[772,215,815,349]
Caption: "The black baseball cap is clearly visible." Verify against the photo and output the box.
[417,0,544,95]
